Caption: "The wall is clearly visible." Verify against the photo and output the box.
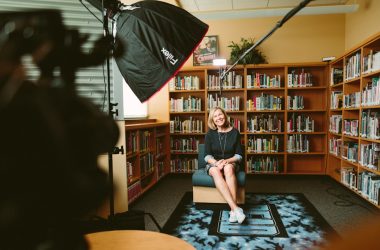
[345,0,380,50]
[148,13,346,122]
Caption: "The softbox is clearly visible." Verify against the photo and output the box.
[114,1,208,102]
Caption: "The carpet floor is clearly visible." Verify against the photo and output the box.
[162,192,338,250]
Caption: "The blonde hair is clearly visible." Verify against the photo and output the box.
[208,107,230,130]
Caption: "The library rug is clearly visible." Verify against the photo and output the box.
[162,192,339,250]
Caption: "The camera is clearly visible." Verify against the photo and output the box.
[0,9,119,250]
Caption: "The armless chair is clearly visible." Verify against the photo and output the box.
[192,144,245,204]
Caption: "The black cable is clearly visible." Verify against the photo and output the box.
[79,0,103,23]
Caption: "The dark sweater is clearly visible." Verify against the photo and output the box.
[204,127,243,161]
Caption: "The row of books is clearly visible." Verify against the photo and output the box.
[358,171,380,205]
[170,138,199,153]
[330,91,343,109]
[287,134,310,153]
[344,92,360,108]
[247,73,281,89]
[330,68,343,85]
[170,158,198,173]
[207,94,241,111]
[329,137,342,156]
[287,95,304,110]
[329,115,342,134]
[287,114,314,132]
[360,110,380,140]
[362,77,380,106]
[246,94,282,111]
[363,49,380,74]
[140,130,152,152]
[345,52,361,80]
[287,69,313,87]
[341,168,357,190]
[341,142,358,162]
[169,76,200,91]
[247,114,281,133]
[229,117,242,132]
[128,181,142,203]
[246,156,281,173]
[169,117,204,133]
[169,96,202,112]
[127,132,138,154]
[343,119,359,137]
[208,72,243,90]
[246,136,280,153]
[140,153,154,176]
[359,143,380,171]
[157,161,166,179]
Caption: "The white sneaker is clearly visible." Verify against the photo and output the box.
[229,210,237,223]
[234,207,246,224]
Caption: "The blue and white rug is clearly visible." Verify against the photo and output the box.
[162,192,338,250]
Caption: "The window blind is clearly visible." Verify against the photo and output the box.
[0,0,113,109]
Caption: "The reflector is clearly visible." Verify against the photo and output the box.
[114,1,208,102]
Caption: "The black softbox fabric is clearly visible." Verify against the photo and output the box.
[115,1,208,102]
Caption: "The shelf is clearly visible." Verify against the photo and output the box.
[330,82,344,88]
[330,109,343,112]
[171,151,198,155]
[359,137,380,143]
[359,164,380,175]
[246,152,285,155]
[247,132,285,135]
[343,107,360,111]
[341,158,359,167]
[287,152,325,155]
[361,68,380,78]
[361,105,380,109]
[344,76,360,83]
[343,134,359,140]
[329,132,342,137]
[329,153,341,160]
[170,132,205,136]
[169,89,204,93]
[246,87,285,91]
[247,110,285,113]
[287,109,326,113]
[207,88,245,92]
[287,132,326,135]
[169,111,204,114]
[287,86,326,90]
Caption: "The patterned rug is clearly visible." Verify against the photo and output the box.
[162,192,338,250]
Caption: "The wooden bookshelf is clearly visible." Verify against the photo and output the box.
[169,62,328,175]
[125,122,170,204]
[328,32,380,208]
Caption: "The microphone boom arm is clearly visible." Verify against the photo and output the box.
[220,0,313,85]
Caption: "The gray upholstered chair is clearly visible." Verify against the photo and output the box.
[192,144,246,204]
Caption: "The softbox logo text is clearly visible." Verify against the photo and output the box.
[161,47,178,65]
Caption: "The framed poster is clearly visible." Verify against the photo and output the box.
[193,35,218,66]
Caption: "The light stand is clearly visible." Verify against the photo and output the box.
[219,0,313,90]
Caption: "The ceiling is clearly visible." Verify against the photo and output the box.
[176,0,358,19]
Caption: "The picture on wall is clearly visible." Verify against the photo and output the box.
[193,35,218,66]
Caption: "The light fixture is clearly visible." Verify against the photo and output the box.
[213,58,227,66]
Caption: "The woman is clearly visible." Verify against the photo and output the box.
[204,107,246,224]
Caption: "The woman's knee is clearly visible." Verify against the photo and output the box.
[223,164,235,176]
[209,167,222,177]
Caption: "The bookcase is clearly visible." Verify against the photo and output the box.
[169,62,328,175]
[328,32,380,208]
[125,122,170,204]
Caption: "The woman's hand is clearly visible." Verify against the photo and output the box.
[215,159,227,170]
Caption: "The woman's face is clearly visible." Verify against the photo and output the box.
[213,109,225,128]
